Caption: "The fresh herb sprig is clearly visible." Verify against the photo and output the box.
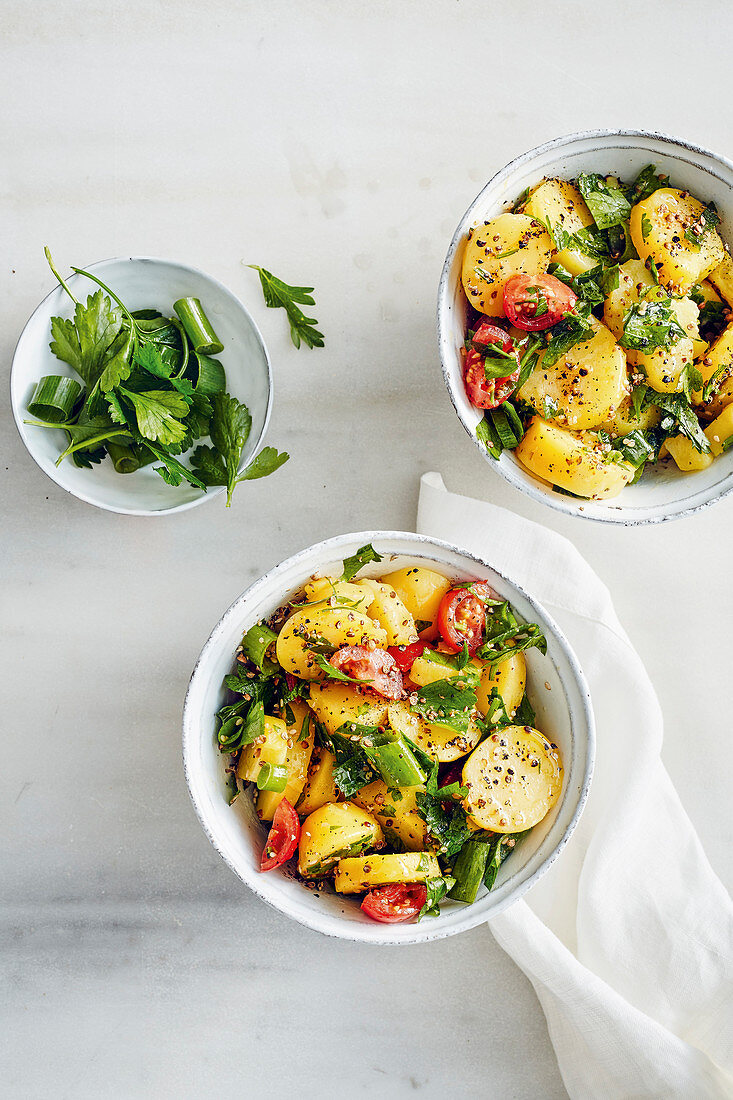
[248,265,324,349]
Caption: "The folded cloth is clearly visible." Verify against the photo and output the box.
[417,472,733,1100]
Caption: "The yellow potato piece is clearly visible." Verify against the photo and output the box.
[461,213,554,316]
[334,852,441,894]
[301,577,372,613]
[276,605,387,680]
[708,253,733,307]
[409,654,481,688]
[298,801,383,878]
[694,324,733,417]
[296,747,339,816]
[603,259,655,341]
[515,418,635,500]
[519,317,628,429]
[705,404,733,456]
[237,714,289,783]
[665,434,713,472]
[308,682,389,736]
[462,725,562,833]
[601,393,661,438]
[356,579,417,646]
[676,296,706,360]
[475,652,526,719]
[256,700,314,821]
[524,178,595,275]
[380,567,451,630]
[414,716,483,764]
[629,188,725,295]
[353,781,429,851]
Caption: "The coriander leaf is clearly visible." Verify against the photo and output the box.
[341,543,383,583]
[619,299,686,353]
[684,202,720,248]
[627,164,669,204]
[236,446,290,482]
[577,173,631,230]
[118,388,190,446]
[248,265,324,349]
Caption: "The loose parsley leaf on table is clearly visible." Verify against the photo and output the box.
[248,265,324,349]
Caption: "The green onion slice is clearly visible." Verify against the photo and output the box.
[256,763,288,792]
[28,375,82,422]
[173,297,224,355]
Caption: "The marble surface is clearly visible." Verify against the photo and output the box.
[2,1,732,1096]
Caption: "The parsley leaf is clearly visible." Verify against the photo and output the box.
[542,300,594,367]
[684,202,720,248]
[411,680,477,734]
[313,653,371,684]
[417,876,455,920]
[644,390,710,454]
[49,290,124,388]
[248,265,324,349]
[577,173,631,230]
[117,388,190,446]
[619,298,686,353]
[627,164,669,204]
[476,601,547,668]
[341,543,383,583]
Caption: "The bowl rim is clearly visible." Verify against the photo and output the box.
[437,127,733,526]
[10,254,274,517]
[181,530,596,945]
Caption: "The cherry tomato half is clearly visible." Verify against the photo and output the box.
[503,273,577,331]
[329,645,404,699]
[437,588,486,654]
[361,883,427,923]
[386,640,426,673]
[463,322,520,410]
[260,798,300,872]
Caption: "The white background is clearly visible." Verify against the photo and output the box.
[2,2,732,1097]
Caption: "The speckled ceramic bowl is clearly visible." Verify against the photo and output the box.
[11,256,272,516]
[438,129,733,524]
[182,532,594,945]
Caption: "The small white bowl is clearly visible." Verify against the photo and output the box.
[182,531,594,945]
[11,257,272,516]
[438,129,733,525]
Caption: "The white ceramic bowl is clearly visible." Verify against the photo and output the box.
[438,129,733,524]
[11,257,272,515]
[182,531,594,944]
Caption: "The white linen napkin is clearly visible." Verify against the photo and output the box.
[417,472,733,1100]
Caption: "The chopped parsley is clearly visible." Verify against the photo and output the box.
[619,299,686,353]
[411,679,478,734]
[577,173,631,231]
[542,300,594,368]
[627,164,669,204]
[341,543,383,583]
[684,202,720,248]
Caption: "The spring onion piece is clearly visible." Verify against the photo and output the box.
[192,350,226,394]
[28,376,82,423]
[173,297,224,355]
[256,763,288,792]
[240,623,278,670]
[448,838,491,903]
[107,442,141,474]
[364,733,427,788]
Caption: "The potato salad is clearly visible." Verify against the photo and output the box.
[460,166,733,500]
[217,544,562,924]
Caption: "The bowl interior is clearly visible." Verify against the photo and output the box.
[439,130,733,523]
[183,533,594,944]
[11,257,271,515]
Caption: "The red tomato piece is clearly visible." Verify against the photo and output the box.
[260,798,300,872]
[361,883,427,923]
[437,588,486,654]
[463,321,521,411]
[329,645,404,699]
[503,273,577,331]
[386,641,427,672]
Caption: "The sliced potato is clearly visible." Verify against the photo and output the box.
[693,323,733,416]
[519,317,627,429]
[301,577,372,612]
[256,700,315,820]
[515,418,635,500]
[236,715,289,783]
[524,178,595,275]
[353,781,428,851]
[665,434,714,472]
[298,801,383,878]
[308,682,389,736]
[601,393,661,438]
[296,746,339,815]
[708,253,733,306]
[276,605,387,680]
[414,716,483,764]
[705,404,733,455]
[380,566,451,630]
[603,259,655,341]
[409,654,481,688]
[676,295,706,360]
[475,652,526,719]
[462,725,562,833]
[356,579,417,646]
[461,213,554,316]
[629,188,725,295]
[334,851,441,893]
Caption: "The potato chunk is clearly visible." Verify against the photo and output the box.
[629,188,725,295]
[461,213,554,316]
[356,579,417,646]
[708,253,733,306]
[515,418,635,500]
[308,682,389,736]
[380,567,451,630]
[296,747,339,816]
[665,434,713,472]
[475,652,526,718]
[237,715,289,783]
[256,700,315,820]
[334,852,441,893]
[519,317,627,429]
[705,404,733,456]
[276,606,387,680]
[353,781,429,851]
[693,323,733,417]
[601,394,660,438]
[301,577,372,612]
[462,725,562,833]
[524,178,595,275]
[298,801,383,878]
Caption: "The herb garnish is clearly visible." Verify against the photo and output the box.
[619,299,686,353]
[627,164,669,204]
[248,265,324,349]
[341,543,383,583]
[684,202,720,248]
[577,173,631,231]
